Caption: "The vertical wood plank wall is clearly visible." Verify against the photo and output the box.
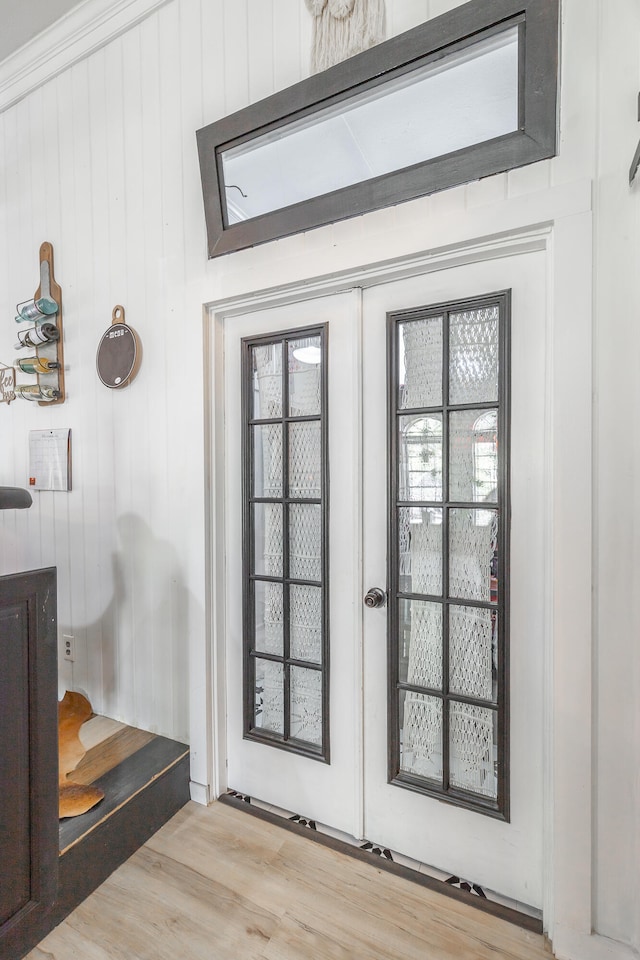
[0,0,496,745]
[0,1,639,952]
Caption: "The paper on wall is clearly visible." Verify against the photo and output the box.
[28,428,71,491]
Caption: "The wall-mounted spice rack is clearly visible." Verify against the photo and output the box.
[14,242,65,405]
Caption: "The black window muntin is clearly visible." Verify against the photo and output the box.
[197,0,558,258]
[242,325,330,762]
[387,292,511,820]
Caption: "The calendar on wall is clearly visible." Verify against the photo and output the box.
[28,428,71,491]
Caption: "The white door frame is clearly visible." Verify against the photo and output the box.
[203,215,593,952]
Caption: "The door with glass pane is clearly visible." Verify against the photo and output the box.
[224,291,364,836]
[387,292,509,815]
[223,250,545,909]
[362,252,545,909]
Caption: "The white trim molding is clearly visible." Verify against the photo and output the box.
[203,217,572,942]
[0,0,173,114]
[189,779,212,806]
[554,928,640,960]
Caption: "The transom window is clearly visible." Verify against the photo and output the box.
[197,0,558,257]
[389,293,510,819]
[242,326,329,761]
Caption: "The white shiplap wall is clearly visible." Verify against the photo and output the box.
[0,2,639,954]
[0,0,457,763]
[0,0,506,748]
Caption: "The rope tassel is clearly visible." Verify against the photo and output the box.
[305,0,386,73]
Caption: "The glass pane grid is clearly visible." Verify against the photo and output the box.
[250,415,322,424]
[391,299,506,812]
[244,329,327,757]
[449,700,498,799]
[249,648,323,667]
[449,508,499,603]
[395,682,499,715]
[399,690,443,783]
[449,306,499,406]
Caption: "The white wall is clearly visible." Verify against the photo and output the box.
[0,0,482,766]
[592,1,640,951]
[0,0,638,955]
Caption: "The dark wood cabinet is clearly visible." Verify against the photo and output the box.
[0,568,58,960]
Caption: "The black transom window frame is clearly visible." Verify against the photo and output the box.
[197,0,558,258]
[241,325,330,763]
[387,292,511,821]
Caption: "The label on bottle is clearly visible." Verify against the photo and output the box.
[16,324,59,348]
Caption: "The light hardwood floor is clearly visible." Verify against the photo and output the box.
[28,801,552,960]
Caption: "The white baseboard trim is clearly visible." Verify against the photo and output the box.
[189,780,212,806]
[553,926,640,960]
[0,0,173,114]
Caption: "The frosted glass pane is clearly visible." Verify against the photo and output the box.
[253,503,283,578]
[254,581,284,656]
[252,343,282,419]
[449,306,499,404]
[449,605,497,702]
[398,507,442,596]
[222,28,519,223]
[449,508,498,602]
[288,337,321,416]
[398,317,443,409]
[449,409,498,503]
[290,584,322,663]
[290,666,323,746]
[399,690,443,783]
[398,599,442,690]
[289,421,321,499]
[399,415,443,502]
[289,503,322,581]
[253,424,283,498]
[254,659,284,735]
[450,701,497,799]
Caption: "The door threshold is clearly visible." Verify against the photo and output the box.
[220,790,543,935]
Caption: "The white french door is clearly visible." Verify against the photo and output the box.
[224,291,363,836]
[223,250,546,909]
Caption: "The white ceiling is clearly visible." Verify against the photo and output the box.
[0,0,85,63]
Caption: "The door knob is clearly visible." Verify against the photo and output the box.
[364,587,386,609]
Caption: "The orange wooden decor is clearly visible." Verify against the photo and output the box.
[58,691,104,819]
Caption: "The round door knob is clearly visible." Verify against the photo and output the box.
[364,587,386,609]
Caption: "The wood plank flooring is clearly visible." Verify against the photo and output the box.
[27,801,553,960]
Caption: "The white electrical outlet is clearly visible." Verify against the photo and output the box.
[63,634,75,662]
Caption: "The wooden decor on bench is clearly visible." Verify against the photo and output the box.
[58,691,105,819]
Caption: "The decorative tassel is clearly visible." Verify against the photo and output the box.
[305,0,328,14]
[328,0,356,16]
[305,0,386,74]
